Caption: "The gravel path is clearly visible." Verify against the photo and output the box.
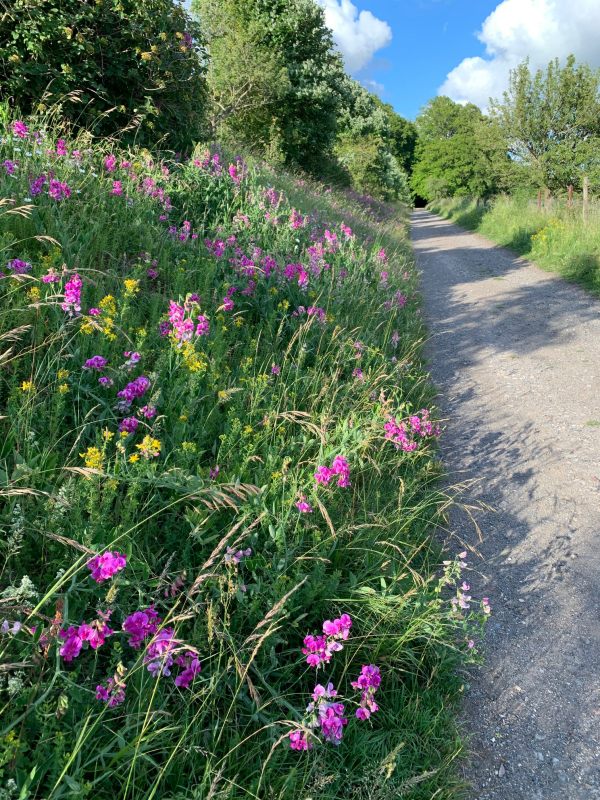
[411,209,600,800]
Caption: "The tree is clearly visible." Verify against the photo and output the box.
[0,0,208,151]
[491,55,600,191]
[334,78,412,202]
[411,96,511,200]
[194,0,346,173]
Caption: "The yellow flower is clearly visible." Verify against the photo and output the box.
[243,425,253,436]
[181,342,207,374]
[120,430,128,439]
[128,453,140,464]
[140,51,153,61]
[123,279,140,297]
[136,435,161,459]
[270,287,278,295]
[277,299,290,311]
[28,286,41,302]
[20,381,35,392]
[58,383,69,394]
[80,446,103,470]
[102,429,115,441]
[80,317,95,335]
[57,369,69,380]
[181,441,197,453]
[99,295,117,316]
[179,413,188,422]
[217,390,228,402]
[234,317,244,328]
[270,471,282,480]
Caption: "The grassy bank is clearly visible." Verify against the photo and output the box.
[429,196,600,294]
[0,118,487,799]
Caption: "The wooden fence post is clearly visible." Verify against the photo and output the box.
[567,184,573,208]
[537,189,542,210]
[583,176,589,223]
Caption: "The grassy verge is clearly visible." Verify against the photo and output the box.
[0,119,487,799]
[429,195,600,294]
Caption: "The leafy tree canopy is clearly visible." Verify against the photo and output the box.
[490,55,600,191]
[0,0,208,151]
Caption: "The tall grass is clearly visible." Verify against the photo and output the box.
[0,119,486,799]
[429,195,600,293]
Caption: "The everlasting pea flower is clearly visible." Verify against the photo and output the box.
[3,159,17,175]
[271,364,281,375]
[87,551,127,583]
[119,416,139,434]
[29,173,46,196]
[83,355,108,370]
[314,465,333,485]
[122,606,160,649]
[7,258,32,274]
[48,179,71,201]
[98,376,114,387]
[104,154,117,172]
[117,375,150,405]
[351,664,381,720]
[295,498,312,513]
[61,273,82,315]
[139,404,157,420]
[88,307,101,316]
[144,628,177,677]
[96,676,126,707]
[174,651,202,688]
[289,730,313,751]
[12,120,29,138]
[56,139,68,156]
[112,180,123,196]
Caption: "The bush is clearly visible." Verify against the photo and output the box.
[0,0,208,150]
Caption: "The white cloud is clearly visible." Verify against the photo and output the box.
[439,0,600,108]
[318,0,392,73]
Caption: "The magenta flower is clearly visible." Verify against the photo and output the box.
[144,628,178,677]
[29,174,46,196]
[117,375,150,406]
[59,615,113,660]
[96,676,126,707]
[42,269,60,284]
[3,159,17,175]
[56,139,68,157]
[224,547,252,565]
[196,314,210,336]
[88,307,101,316]
[314,465,333,485]
[61,273,82,315]
[119,416,139,434]
[139,404,157,420]
[104,154,117,172]
[302,614,352,668]
[122,606,160,649]
[351,664,381,720]
[289,730,313,751]
[7,258,32,275]
[112,180,123,196]
[99,376,114,387]
[83,355,108,370]
[12,120,28,138]
[48,179,71,201]
[87,551,127,583]
[174,651,202,688]
[295,498,313,513]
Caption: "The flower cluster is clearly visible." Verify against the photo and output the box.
[314,455,350,488]
[384,409,439,452]
[7,258,32,274]
[96,667,127,707]
[59,612,113,661]
[61,273,82,315]
[351,665,381,720]
[87,551,127,583]
[167,299,209,342]
[302,613,352,668]
[117,375,150,406]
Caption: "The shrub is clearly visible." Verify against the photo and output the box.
[0,0,208,150]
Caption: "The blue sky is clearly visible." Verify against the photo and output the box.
[320,0,600,120]
[339,0,499,119]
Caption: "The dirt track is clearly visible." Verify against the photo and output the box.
[411,209,600,800]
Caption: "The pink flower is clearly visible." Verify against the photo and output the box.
[289,730,313,751]
[61,273,82,315]
[271,363,281,375]
[83,355,108,370]
[104,154,117,172]
[122,607,160,649]
[295,498,313,513]
[56,139,68,157]
[87,551,127,583]
[112,180,123,196]
[314,465,333,485]
[174,651,201,688]
[119,416,139,434]
[351,664,381,720]
[48,179,71,201]
[12,120,28,138]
